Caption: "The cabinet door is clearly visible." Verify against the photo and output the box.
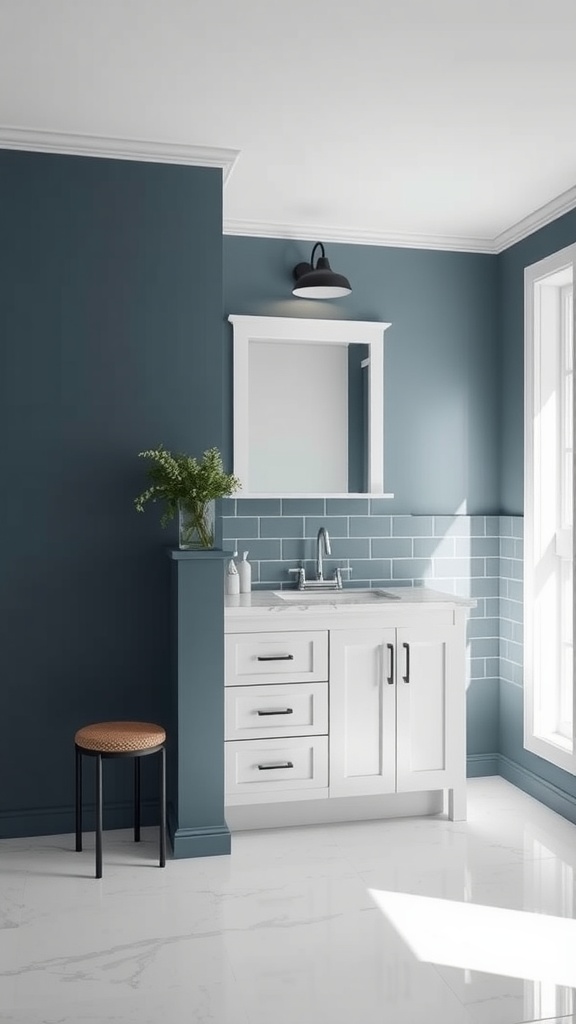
[329,628,396,797]
[395,624,459,792]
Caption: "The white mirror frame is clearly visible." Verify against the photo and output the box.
[229,314,393,498]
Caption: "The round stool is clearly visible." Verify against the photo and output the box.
[74,721,167,878]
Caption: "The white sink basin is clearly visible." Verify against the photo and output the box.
[273,588,400,603]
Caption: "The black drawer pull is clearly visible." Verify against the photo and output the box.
[403,642,410,683]
[256,708,294,716]
[256,654,294,662]
[257,761,294,770]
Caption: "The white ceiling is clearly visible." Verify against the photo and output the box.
[2,0,576,252]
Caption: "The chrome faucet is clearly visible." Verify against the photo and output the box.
[316,527,331,581]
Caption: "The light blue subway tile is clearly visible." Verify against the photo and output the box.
[462,537,499,557]
[433,557,476,578]
[305,516,348,538]
[281,539,308,561]
[485,557,500,577]
[512,517,524,538]
[470,637,500,659]
[500,618,516,640]
[469,577,499,598]
[282,498,325,516]
[370,498,395,514]
[499,515,513,537]
[500,598,523,624]
[236,499,282,516]
[485,515,500,537]
[468,618,499,638]
[219,498,236,516]
[512,621,524,644]
[469,516,487,537]
[469,658,487,679]
[260,517,304,539]
[500,557,515,579]
[469,598,486,618]
[500,538,516,558]
[222,517,259,539]
[233,539,281,561]
[485,597,500,618]
[330,538,370,559]
[258,561,296,584]
[434,516,458,537]
[414,537,455,558]
[506,579,523,603]
[505,639,524,665]
[393,516,434,537]
[504,660,524,685]
[514,538,524,559]
[351,516,394,538]
[391,558,431,579]
[450,579,475,598]
[326,498,369,515]
[371,538,412,558]
[348,558,391,580]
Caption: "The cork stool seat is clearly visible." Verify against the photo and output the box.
[75,721,167,878]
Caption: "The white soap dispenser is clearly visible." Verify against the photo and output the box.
[237,551,252,593]
[225,557,240,595]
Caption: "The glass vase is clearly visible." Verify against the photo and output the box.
[178,499,216,550]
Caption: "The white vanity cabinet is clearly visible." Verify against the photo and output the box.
[329,622,465,818]
[224,589,472,829]
[224,630,329,802]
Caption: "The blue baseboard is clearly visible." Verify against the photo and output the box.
[467,753,499,777]
[0,800,160,841]
[498,754,576,827]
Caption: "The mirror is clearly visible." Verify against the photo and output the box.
[229,315,392,497]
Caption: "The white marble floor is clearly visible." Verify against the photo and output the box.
[1,778,576,1023]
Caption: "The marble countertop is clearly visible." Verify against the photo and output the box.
[225,586,476,617]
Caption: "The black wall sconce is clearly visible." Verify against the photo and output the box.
[292,242,352,299]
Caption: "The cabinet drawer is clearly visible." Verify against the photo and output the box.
[225,631,328,686]
[225,682,328,740]
[225,736,328,795]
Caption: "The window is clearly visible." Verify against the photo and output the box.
[524,243,575,773]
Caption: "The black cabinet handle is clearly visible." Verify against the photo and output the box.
[257,654,294,662]
[257,761,294,770]
[386,643,395,684]
[402,642,410,683]
[256,708,294,716]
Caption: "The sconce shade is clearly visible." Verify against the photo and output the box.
[292,242,352,298]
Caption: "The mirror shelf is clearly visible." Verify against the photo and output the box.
[229,314,392,499]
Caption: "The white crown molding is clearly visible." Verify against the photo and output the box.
[0,126,239,182]
[223,218,495,253]
[493,183,576,253]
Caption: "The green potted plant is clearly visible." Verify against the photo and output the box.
[134,444,241,549]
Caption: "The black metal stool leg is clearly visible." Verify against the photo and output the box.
[75,747,82,852]
[134,758,141,843]
[159,746,166,868]
[95,753,103,879]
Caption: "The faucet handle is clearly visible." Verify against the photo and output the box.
[288,567,306,590]
[333,566,353,589]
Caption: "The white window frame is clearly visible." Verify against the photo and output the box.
[524,242,576,773]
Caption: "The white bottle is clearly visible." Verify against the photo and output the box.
[237,551,252,594]
[225,558,240,595]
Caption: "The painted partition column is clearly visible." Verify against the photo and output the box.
[167,550,231,858]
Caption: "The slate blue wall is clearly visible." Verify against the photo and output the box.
[223,236,501,763]
[223,236,499,515]
[0,150,223,837]
[497,209,576,816]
